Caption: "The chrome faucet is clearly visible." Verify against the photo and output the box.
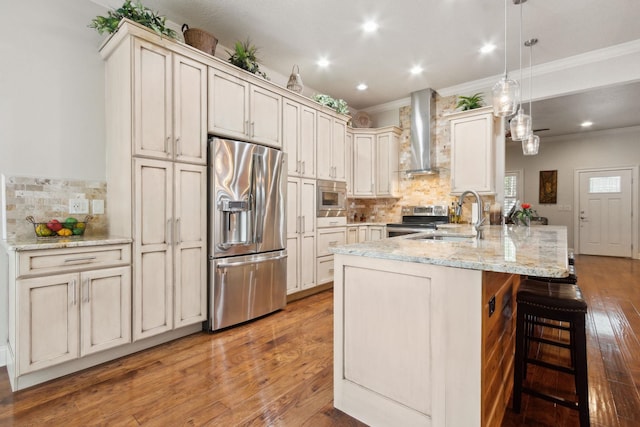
[456,190,486,239]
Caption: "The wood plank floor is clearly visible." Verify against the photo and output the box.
[1,254,639,426]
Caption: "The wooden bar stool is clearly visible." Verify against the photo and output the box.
[513,279,590,426]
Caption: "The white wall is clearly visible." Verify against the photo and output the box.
[506,126,640,250]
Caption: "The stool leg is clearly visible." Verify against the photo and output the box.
[574,314,590,427]
[513,307,527,413]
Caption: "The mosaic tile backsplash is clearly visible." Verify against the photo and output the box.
[4,176,108,240]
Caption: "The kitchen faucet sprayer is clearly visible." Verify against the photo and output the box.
[456,190,485,239]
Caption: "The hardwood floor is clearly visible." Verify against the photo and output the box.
[1,255,639,426]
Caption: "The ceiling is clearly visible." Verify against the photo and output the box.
[99,0,640,137]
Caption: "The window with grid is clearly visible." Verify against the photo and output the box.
[504,170,523,216]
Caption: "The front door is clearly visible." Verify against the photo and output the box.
[578,168,632,257]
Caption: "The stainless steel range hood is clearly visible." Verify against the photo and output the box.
[406,88,438,175]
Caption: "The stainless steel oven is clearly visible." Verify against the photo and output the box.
[317,180,347,217]
[386,205,449,237]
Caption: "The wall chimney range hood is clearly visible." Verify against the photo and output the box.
[406,88,438,176]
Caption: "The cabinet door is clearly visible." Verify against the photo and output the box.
[286,178,301,294]
[316,112,333,180]
[208,68,249,140]
[347,227,358,244]
[358,226,369,242]
[300,179,316,289]
[376,132,398,197]
[332,119,347,181]
[133,39,172,160]
[133,158,173,340]
[346,130,353,196]
[173,55,207,164]
[283,99,300,175]
[80,267,131,356]
[369,226,386,241]
[18,273,79,374]
[354,134,375,197]
[174,163,207,328]
[250,85,281,147]
[450,113,494,194]
[300,105,316,178]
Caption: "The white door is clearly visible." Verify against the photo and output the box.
[250,85,282,147]
[173,54,207,164]
[578,168,632,257]
[207,68,249,139]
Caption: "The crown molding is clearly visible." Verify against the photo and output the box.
[361,97,410,114]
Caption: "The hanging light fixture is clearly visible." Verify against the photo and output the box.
[492,0,519,117]
[286,65,304,93]
[522,38,539,155]
[509,0,532,141]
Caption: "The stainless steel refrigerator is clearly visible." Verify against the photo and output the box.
[207,137,287,331]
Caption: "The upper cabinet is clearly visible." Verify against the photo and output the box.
[317,113,347,181]
[352,126,401,198]
[449,107,501,195]
[208,67,282,148]
[283,98,316,178]
[133,39,207,164]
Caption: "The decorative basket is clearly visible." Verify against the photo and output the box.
[182,24,218,56]
[26,215,92,238]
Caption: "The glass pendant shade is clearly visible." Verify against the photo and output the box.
[286,65,304,93]
[510,108,532,141]
[492,76,520,117]
[522,134,540,155]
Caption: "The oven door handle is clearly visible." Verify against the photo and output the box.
[386,226,433,233]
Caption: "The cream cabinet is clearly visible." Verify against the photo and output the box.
[346,129,354,196]
[283,98,316,178]
[449,107,499,195]
[102,29,208,343]
[369,225,386,241]
[132,38,207,164]
[133,159,207,340]
[208,67,282,148]
[286,177,316,294]
[347,225,358,243]
[317,112,347,181]
[352,127,401,198]
[346,224,386,243]
[8,245,131,379]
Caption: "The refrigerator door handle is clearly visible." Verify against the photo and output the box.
[252,153,265,244]
[216,253,287,269]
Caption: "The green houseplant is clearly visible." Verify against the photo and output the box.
[227,40,268,79]
[456,93,484,111]
[89,0,177,38]
[313,94,349,115]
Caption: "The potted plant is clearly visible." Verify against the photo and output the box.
[227,40,268,79]
[89,0,176,38]
[313,94,350,115]
[455,93,484,111]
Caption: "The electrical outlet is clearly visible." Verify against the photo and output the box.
[92,199,105,215]
[69,199,89,214]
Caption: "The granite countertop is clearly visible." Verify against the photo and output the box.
[329,224,569,277]
[2,235,133,251]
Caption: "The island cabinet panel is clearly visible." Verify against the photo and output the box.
[481,272,520,427]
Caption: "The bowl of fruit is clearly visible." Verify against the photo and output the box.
[26,215,92,238]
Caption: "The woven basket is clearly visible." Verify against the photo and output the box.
[182,24,218,56]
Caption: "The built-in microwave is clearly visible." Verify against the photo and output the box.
[317,180,347,217]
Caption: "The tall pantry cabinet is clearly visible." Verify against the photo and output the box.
[101,30,207,340]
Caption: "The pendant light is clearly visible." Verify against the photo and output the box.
[492,0,519,117]
[509,0,532,141]
[522,38,539,155]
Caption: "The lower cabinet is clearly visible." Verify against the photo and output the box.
[346,224,387,244]
[17,267,131,374]
[316,226,347,285]
[8,243,132,382]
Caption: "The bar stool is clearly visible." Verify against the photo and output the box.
[513,279,590,426]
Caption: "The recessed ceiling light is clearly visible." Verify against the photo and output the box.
[362,20,379,33]
[581,121,593,127]
[480,43,496,54]
[357,83,368,91]
[410,65,424,75]
[317,58,330,68]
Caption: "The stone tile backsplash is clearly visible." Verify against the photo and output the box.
[4,175,107,240]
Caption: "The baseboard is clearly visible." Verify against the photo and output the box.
[287,282,333,303]
[0,344,6,367]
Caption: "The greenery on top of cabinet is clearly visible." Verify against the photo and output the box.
[90,0,177,38]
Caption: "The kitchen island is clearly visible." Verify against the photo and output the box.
[330,225,568,427]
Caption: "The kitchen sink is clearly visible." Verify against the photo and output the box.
[409,233,476,242]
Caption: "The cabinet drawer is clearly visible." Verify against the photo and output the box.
[17,244,131,278]
[316,255,335,285]
[317,228,346,257]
